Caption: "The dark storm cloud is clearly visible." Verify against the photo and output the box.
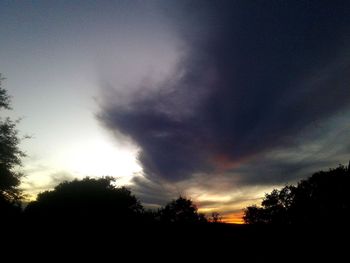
[130,176,175,206]
[98,1,350,185]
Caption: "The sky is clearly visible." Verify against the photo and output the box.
[1,1,350,223]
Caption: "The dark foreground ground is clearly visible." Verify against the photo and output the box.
[3,218,348,262]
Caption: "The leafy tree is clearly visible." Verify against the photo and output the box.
[0,74,25,216]
[291,164,350,224]
[243,205,267,224]
[244,163,350,225]
[25,177,144,223]
[159,196,207,224]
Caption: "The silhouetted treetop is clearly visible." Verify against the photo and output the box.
[209,212,222,223]
[159,196,207,224]
[25,177,144,222]
[0,74,24,217]
[244,163,350,225]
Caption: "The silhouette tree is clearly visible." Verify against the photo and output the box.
[25,177,144,223]
[0,74,24,217]
[291,164,350,224]
[158,196,207,224]
[243,205,267,224]
[244,163,350,225]
[210,212,222,223]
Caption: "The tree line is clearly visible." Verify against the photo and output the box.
[243,163,350,225]
[24,177,209,224]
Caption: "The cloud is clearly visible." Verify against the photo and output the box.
[21,169,75,200]
[97,1,350,208]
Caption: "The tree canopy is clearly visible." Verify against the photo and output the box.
[158,196,207,224]
[25,177,144,223]
[0,74,24,216]
[243,164,350,225]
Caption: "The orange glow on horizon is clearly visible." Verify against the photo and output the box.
[223,211,244,224]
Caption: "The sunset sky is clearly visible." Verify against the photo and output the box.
[1,1,350,223]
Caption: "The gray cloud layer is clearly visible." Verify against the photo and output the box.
[98,1,350,206]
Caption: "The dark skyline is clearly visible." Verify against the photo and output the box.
[1,1,350,222]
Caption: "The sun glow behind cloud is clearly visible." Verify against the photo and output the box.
[20,129,142,199]
[63,136,142,183]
